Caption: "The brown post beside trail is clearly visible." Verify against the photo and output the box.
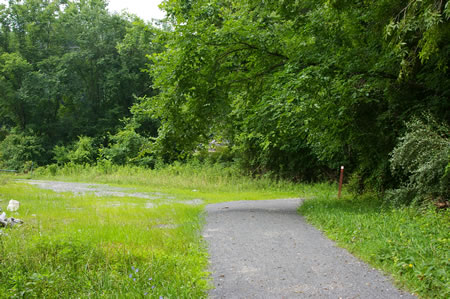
[338,166,344,198]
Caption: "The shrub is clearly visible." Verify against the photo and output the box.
[100,129,150,166]
[0,131,44,171]
[67,136,98,165]
[193,145,234,165]
[53,145,70,165]
[387,115,449,205]
[48,164,58,176]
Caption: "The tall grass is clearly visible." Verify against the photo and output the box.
[32,161,334,203]
[0,181,208,298]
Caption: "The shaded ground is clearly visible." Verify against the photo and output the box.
[204,199,415,298]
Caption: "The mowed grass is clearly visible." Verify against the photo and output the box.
[0,164,328,297]
[300,193,450,299]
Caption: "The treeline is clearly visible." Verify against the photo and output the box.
[0,0,161,168]
[1,0,449,204]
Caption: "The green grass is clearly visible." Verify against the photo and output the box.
[0,163,330,297]
[0,182,208,298]
[299,193,450,299]
[3,163,447,298]
[30,161,331,203]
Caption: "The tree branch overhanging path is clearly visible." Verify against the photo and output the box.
[203,199,415,298]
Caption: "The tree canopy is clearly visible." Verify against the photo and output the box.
[0,0,161,167]
[1,0,449,196]
[136,0,449,184]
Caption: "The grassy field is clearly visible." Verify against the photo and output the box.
[0,163,322,298]
[300,193,450,299]
[0,182,209,297]
[1,163,448,298]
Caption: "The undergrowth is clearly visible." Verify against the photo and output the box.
[300,194,450,298]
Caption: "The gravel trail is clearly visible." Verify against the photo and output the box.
[203,199,415,299]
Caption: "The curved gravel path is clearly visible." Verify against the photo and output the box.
[203,199,415,298]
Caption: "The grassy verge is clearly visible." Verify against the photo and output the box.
[0,164,333,297]
[299,193,450,299]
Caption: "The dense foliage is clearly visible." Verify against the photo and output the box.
[1,0,449,203]
[388,115,450,205]
[139,0,449,186]
[0,0,160,168]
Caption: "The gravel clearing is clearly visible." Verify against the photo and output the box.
[26,180,164,199]
[204,199,416,298]
[23,180,204,206]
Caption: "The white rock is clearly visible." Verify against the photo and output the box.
[7,200,20,212]
[0,212,6,227]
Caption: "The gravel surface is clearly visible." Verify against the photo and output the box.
[22,180,203,205]
[203,199,415,299]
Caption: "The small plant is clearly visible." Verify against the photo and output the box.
[47,164,58,176]
[127,266,162,297]
[387,114,449,205]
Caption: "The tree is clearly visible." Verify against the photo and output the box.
[0,0,162,166]
[141,0,449,184]
[0,52,32,129]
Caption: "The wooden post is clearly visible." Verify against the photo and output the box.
[338,166,344,198]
